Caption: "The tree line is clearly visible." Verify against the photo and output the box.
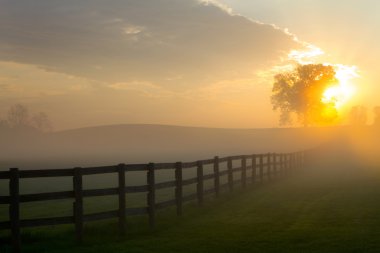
[271,64,380,127]
[0,104,52,133]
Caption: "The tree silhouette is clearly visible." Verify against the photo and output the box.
[5,104,53,132]
[0,118,9,130]
[271,64,338,126]
[31,112,53,132]
[7,104,30,128]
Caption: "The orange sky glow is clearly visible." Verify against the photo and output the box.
[0,0,376,130]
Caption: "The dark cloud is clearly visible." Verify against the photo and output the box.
[0,0,301,89]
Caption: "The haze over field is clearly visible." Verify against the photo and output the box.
[0,124,331,169]
[0,124,379,172]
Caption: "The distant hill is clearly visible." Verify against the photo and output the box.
[0,124,338,170]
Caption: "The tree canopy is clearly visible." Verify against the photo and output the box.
[271,64,338,126]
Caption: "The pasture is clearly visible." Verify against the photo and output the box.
[2,161,380,253]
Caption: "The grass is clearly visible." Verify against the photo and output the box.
[2,167,380,253]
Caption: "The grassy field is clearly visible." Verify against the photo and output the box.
[2,166,380,253]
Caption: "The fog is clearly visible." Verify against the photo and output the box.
[310,126,380,173]
[1,124,376,170]
[1,124,380,236]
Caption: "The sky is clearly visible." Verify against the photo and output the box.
[0,0,377,130]
[220,0,380,109]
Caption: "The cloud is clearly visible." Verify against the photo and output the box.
[0,61,95,98]
[0,0,303,90]
[0,0,311,129]
[198,0,233,14]
[108,80,175,98]
[122,25,145,35]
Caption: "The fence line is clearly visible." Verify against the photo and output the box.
[0,151,308,252]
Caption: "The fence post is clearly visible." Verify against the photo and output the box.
[303,151,309,169]
[251,155,256,184]
[73,167,83,244]
[300,152,304,169]
[9,168,20,253]
[228,157,233,192]
[285,154,288,176]
[241,156,247,189]
[297,152,300,170]
[213,156,220,198]
[118,164,126,235]
[175,162,183,216]
[293,153,297,172]
[299,152,302,169]
[197,161,204,206]
[283,154,287,175]
[267,153,272,181]
[304,150,311,169]
[147,163,156,228]
[259,154,264,183]
[273,153,277,178]
[280,154,284,177]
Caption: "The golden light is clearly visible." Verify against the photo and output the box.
[288,45,360,112]
[322,65,359,109]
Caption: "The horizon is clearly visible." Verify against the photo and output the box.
[54,122,346,133]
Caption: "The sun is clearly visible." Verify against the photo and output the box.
[321,65,359,109]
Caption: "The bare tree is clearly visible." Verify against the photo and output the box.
[0,118,9,129]
[7,104,30,128]
[31,112,53,132]
[6,104,53,132]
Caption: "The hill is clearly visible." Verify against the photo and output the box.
[0,124,336,170]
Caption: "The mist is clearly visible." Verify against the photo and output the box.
[0,124,341,170]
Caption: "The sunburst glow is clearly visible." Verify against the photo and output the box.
[288,46,360,111]
[322,65,359,109]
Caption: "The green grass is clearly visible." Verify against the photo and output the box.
[2,168,380,253]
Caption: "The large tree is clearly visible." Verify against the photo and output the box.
[271,64,338,126]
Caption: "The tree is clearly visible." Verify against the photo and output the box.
[0,118,9,130]
[5,104,53,132]
[271,64,338,126]
[7,104,30,128]
[31,112,53,132]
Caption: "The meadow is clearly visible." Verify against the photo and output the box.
[1,125,380,252]
[2,162,380,253]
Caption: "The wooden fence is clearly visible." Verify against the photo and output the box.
[0,151,306,252]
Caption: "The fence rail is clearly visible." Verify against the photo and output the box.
[0,151,308,252]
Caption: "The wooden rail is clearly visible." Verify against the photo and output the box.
[0,151,308,252]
